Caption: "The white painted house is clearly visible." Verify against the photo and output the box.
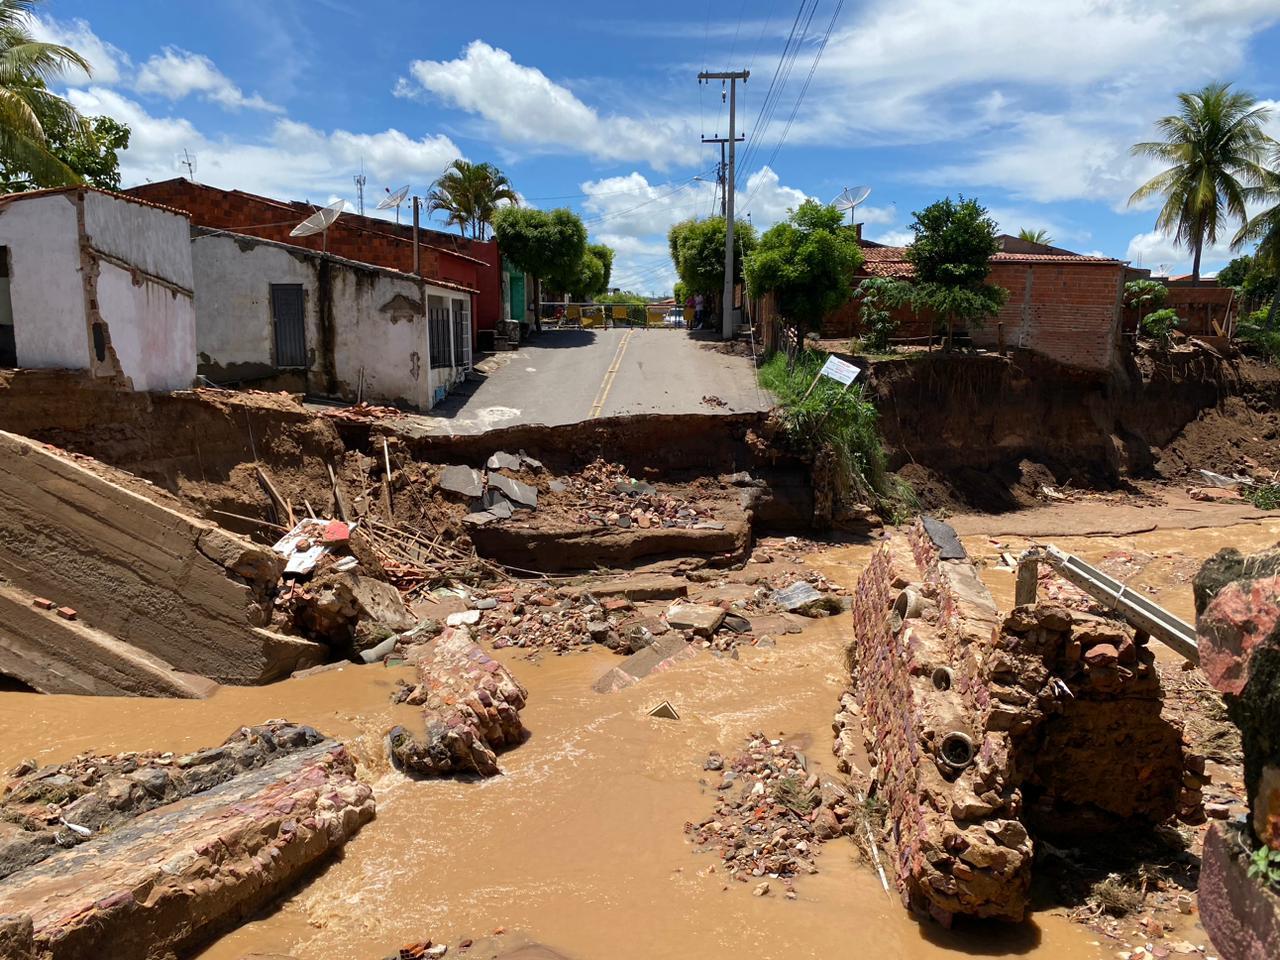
[191,230,472,410]
[0,187,196,391]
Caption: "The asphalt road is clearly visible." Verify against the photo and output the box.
[405,327,772,435]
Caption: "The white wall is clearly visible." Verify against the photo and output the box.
[0,193,88,371]
[95,261,196,391]
[191,233,462,409]
[83,190,193,290]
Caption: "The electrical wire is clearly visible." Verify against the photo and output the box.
[580,176,709,226]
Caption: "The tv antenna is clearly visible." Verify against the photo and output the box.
[180,149,197,179]
[377,184,411,225]
[833,185,871,226]
[289,199,346,253]
[353,160,367,216]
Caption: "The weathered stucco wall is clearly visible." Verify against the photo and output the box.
[0,193,88,371]
[191,232,464,409]
[95,260,196,391]
[82,189,194,290]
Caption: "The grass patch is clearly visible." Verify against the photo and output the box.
[1239,317,1280,365]
[759,349,915,519]
[1244,483,1280,510]
[1089,874,1144,917]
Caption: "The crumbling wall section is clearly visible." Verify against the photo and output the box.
[844,521,1197,925]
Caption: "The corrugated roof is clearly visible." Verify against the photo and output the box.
[855,245,1122,280]
[0,184,189,217]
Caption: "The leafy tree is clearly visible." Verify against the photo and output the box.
[0,0,94,188]
[1129,82,1271,284]
[906,196,1007,348]
[855,277,912,352]
[0,93,128,190]
[1235,144,1280,329]
[596,289,646,325]
[743,200,862,332]
[427,159,518,240]
[493,206,587,332]
[1217,255,1253,288]
[1123,278,1169,334]
[1017,227,1052,246]
[673,280,688,305]
[556,242,613,302]
[1142,307,1181,347]
[668,215,758,303]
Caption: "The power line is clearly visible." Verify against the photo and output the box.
[580,175,711,226]
[735,0,816,186]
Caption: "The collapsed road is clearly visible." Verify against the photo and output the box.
[0,363,1275,960]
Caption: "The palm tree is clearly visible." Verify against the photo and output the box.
[1017,228,1052,246]
[1235,146,1280,329]
[0,0,93,188]
[1129,82,1272,285]
[426,160,518,240]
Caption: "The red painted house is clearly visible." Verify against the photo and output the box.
[126,178,502,349]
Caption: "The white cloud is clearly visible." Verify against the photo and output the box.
[1125,230,1239,276]
[134,47,281,113]
[738,167,812,225]
[397,41,697,170]
[29,14,130,86]
[65,87,461,204]
[870,229,915,248]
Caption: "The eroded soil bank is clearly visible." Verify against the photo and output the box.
[1,509,1273,960]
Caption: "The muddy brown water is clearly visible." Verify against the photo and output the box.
[2,519,1276,959]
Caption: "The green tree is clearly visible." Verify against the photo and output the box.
[556,242,613,302]
[1017,227,1052,246]
[492,206,588,332]
[427,159,518,240]
[1130,82,1272,284]
[1123,278,1169,334]
[1142,307,1181,347]
[0,102,128,191]
[906,196,1008,348]
[1217,255,1253,288]
[1235,145,1280,329]
[596,290,646,326]
[668,215,758,304]
[744,200,863,333]
[855,277,913,352]
[0,0,94,188]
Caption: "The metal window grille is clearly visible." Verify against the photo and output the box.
[452,298,472,373]
[428,296,451,369]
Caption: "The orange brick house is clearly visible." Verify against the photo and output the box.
[821,238,1127,372]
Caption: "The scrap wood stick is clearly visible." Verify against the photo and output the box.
[210,509,286,531]
[381,438,394,518]
[255,465,295,528]
[326,462,351,522]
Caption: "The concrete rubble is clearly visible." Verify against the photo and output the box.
[839,520,1200,925]
[1193,542,1280,960]
[387,627,530,777]
[684,735,864,894]
[0,722,374,960]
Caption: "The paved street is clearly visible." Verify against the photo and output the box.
[404,327,772,435]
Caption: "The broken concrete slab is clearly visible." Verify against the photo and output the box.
[585,575,689,602]
[0,431,314,686]
[614,480,657,497]
[446,610,481,627]
[666,603,726,636]
[772,581,823,612]
[464,511,499,526]
[387,628,528,777]
[486,451,522,471]
[483,490,515,519]
[488,473,538,509]
[0,723,374,960]
[439,464,484,498]
[593,633,698,694]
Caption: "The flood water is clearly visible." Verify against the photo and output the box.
[1,518,1276,960]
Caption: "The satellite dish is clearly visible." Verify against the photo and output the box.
[377,185,410,210]
[290,199,346,238]
[833,185,872,225]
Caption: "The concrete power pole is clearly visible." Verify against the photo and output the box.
[699,70,748,340]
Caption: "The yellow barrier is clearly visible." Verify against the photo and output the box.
[581,307,600,328]
[646,308,666,327]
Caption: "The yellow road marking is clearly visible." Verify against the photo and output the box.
[589,329,634,418]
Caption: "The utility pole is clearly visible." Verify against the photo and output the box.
[699,69,748,339]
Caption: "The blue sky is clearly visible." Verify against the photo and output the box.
[34,0,1280,293]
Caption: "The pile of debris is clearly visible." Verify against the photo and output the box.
[320,401,408,423]
[0,723,374,960]
[387,627,529,778]
[684,735,862,895]
[556,459,725,531]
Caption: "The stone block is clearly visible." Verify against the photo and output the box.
[665,603,725,636]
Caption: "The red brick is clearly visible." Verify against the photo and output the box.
[32,597,55,610]
[56,606,77,621]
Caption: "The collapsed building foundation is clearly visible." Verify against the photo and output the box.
[838,520,1202,924]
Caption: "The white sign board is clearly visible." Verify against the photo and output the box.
[818,355,861,386]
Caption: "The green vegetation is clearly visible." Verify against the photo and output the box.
[1141,307,1181,346]
[1123,278,1169,328]
[0,93,128,191]
[1248,843,1280,889]
[743,200,863,332]
[758,349,910,518]
[555,242,613,302]
[1017,227,1052,245]
[493,206,589,332]
[427,159,518,240]
[854,277,912,352]
[906,196,1008,347]
[1244,483,1280,511]
[1129,83,1272,283]
[0,0,97,188]
[1239,312,1280,363]
[667,215,758,301]
[595,290,647,325]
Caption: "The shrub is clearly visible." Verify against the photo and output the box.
[1142,307,1180,345]
[1239,310,1280,364]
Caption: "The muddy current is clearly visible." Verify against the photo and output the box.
[2,519,1277,960]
